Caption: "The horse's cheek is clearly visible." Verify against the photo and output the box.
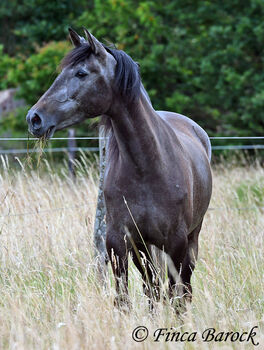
[54,85,68,103]
[67,79,81,100]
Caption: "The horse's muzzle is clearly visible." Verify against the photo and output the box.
[26,109,56,138]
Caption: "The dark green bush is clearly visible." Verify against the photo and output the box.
[7,41,70,105]
[1,0,264,140]
[0,45,19,90]
[74,0,264,136]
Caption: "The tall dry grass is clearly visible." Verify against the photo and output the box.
[0,154,263,349]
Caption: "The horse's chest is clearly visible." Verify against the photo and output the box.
[103,169,187,239]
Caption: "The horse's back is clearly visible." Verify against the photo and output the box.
[157,111,211,161]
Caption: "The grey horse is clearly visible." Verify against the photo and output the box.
[27,28,212,311]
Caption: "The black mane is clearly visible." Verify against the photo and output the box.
[61,42,141,102]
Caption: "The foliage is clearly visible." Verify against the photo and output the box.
[74,0,264,136]
[0,42,72,145]
[0,106,29,135]
[6,41,70,105]
[0,45,19,90]
[0,0,87,55]
[1,0,264,138]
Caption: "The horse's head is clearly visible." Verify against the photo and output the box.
[26,28,117,138]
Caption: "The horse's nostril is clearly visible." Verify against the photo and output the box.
[31,113,42,129]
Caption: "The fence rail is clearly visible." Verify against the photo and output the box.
[1,136,264,153]
[210,136,264,140]
[211,145,264,150]
[1,136,264,141]
[0,137,106,141]
[1,146,264,154]
[0,147,99,154]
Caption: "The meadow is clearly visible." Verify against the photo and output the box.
[0,154,263,349]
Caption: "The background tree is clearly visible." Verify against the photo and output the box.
[1,0,264,140]
[0,0,87,55]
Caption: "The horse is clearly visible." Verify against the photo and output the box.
[26,28,212,311]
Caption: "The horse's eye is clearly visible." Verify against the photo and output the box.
[75,70,87,78]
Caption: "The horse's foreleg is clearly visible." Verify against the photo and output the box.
[166,232,188,310]
[181,221,203,303]
[106,232,131,310]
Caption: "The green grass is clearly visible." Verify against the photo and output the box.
[235,181,264,207]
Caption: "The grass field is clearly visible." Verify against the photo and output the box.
[0,155,263,349]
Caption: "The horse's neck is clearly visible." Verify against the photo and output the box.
[107,89,162,169]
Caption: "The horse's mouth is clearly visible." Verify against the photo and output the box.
[44,125,56,139]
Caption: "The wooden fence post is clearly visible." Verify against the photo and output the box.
[94,125,108,278]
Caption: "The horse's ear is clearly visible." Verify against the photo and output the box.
[83,28,105,55]
[68,28,85,47]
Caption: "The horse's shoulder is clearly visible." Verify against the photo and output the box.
[156,111,211,161]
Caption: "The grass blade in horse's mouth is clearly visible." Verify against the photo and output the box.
[45,126,56,140]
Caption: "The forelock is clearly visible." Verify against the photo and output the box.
[60,44,92,69]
